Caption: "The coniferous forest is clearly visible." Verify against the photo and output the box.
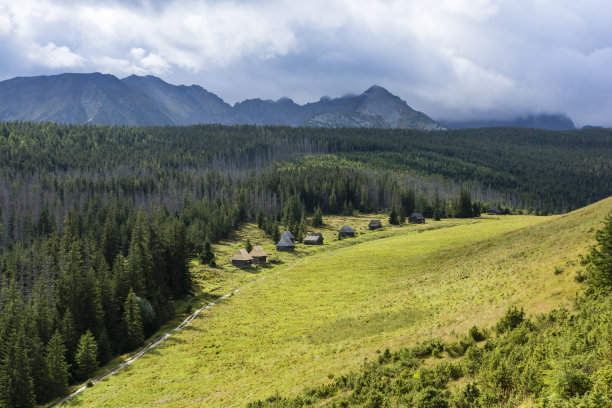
[0,122,611,406]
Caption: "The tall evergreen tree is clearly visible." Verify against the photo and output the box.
[312,206,324,227]
[123,289,144,351]
[389,207,399,225]
[0,325,36,408]
[125,211,152,298]
[44,331,70,401]
[75,330,98,381]
[586,213,612,289]
[458,189,473,218]
[200,239,215,266]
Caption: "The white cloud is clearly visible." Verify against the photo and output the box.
[27,42,84,68]
[1,0,612,125]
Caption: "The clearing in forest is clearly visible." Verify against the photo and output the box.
[63,197,612,407]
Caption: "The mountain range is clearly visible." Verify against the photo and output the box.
[0,72,577,130]
[0,73,443,130]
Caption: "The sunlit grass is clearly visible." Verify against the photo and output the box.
[64,197,612,407]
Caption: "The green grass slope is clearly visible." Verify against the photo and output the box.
[64,197,612,407]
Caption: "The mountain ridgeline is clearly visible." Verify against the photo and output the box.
[0,73,444,129]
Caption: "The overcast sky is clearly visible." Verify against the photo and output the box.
[1,0,611,126]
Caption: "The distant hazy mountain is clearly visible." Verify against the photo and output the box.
[441,114,576,130]
[0,73,444,129]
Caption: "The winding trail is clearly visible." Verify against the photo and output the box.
[52,265,295,407]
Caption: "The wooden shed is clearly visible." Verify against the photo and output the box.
[368,220,382,230]
[303,233,324,245]
[231,249,253,268]
[409,213,425,224]
[281,230,295,243]
[488,206,501,215]
[276,238,295,251]
[249,246,268,264]
[339,225,355,238]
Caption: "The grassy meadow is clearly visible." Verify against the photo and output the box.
[63,197,612,407]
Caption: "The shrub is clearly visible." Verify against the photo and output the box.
[494,306,525,334]
[469,325,487,342]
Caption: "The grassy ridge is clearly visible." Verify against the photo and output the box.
[65,197,612,407]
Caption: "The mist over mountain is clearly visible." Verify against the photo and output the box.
[0,73,443,130]
[0,73,581,130]
[440,114,576,130]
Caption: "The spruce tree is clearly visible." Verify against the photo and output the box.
[458,189,473,218]
[200,239,215,266]
[245,238,253,253]
[389,207,399,225]
[0,325,36,408]
[256,208,265,229]
[312,206,323,227]
[123,289,144,351]
[75,331,98,381]
[586,213,612,289]
[44,331,70,401]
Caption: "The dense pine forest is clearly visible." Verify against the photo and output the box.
[0,121,611,406]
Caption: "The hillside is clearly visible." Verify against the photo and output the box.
[441,113,576,130]
[63,197,612,407]
[0,74,442,129]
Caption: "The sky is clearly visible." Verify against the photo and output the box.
[0,0,611,126]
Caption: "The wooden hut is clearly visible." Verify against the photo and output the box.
[249,246,268,264]
[281,230,295,243]
[368,220,382,230]
[409,213,425,224]
[231,249,253,268]
[339,225,355,238]
[276,238,295,251]
[488,206,501,215]
[303,232,324,245]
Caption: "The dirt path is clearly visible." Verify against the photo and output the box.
[52,265,295,407]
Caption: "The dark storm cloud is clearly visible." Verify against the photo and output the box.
[0,0,611,126]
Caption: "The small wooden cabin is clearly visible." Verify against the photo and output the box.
[249,246,268,264]
[303,233,324,245]
[409,213,425,224]
[368,220,382,230]
[339,225,355,238]
[276,238,295,251]
[281,230,295,243]
[488,206,501,215]
[231,249,253,268]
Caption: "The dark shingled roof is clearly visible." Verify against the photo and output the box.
[369,220,382,227]
[409,213,425,219]
[281,230,295,241]
[276,238,295,247]
[339,225,355,233]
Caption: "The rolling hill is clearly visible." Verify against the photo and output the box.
[61,197,612,407]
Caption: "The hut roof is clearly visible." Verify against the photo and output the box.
[489,206,501,212]
[276,238,295,247]
[281,230,295,240]
[304,235,323,243]
[250,246,267,257]
[307,232,323,238]
[369,220,382,227]
[232,249,253,261]
[409,212,425,220]
[339,225,355,233]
